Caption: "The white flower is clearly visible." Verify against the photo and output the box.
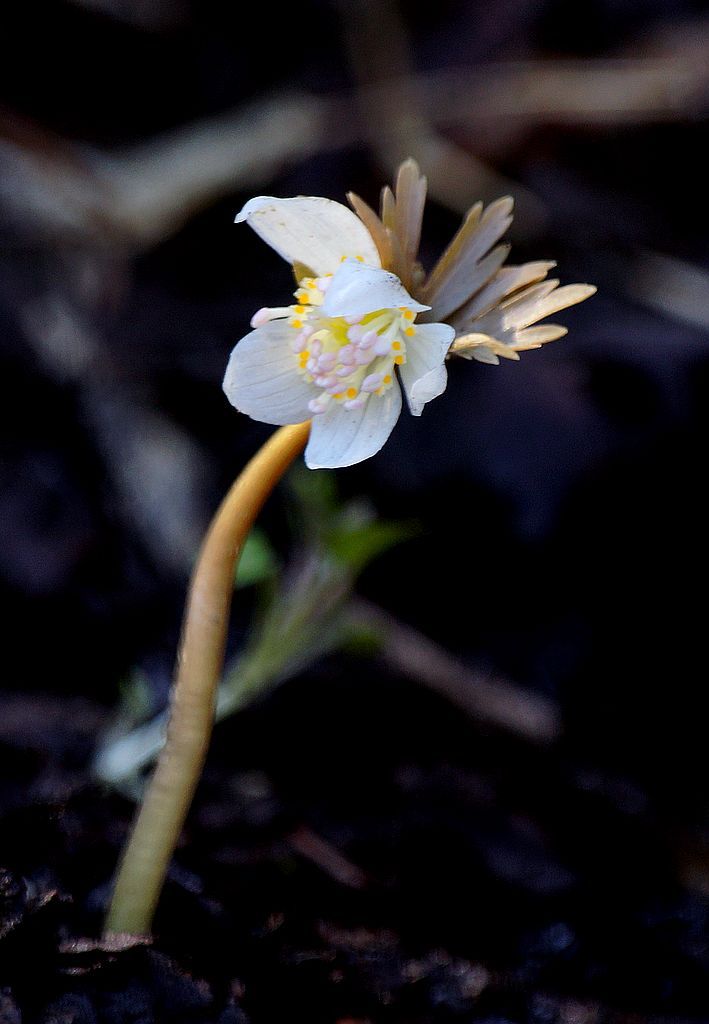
[223,161,596,469]
[224,194,454,469]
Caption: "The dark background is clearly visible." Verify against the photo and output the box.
[2,1,709,1021]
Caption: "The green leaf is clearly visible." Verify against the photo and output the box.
[235,528,279,588]
[286,463,339,532]
[326,517,419,576]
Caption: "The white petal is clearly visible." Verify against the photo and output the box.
[223,321,315,426]
[236,196,380,277]
[398,323,454,416]
[305,385,402,469]
[321,259,430,319]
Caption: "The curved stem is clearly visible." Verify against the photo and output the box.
[104,421,311,937]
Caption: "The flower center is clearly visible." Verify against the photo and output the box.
[282,275,415,415]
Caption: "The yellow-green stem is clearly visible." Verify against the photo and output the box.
[103,421,311,937]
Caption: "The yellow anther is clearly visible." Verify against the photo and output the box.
[346,387,357,399]
[295,292,309,304]
[382,375,392,385]
[394,355,404,365]
[404,326,415,336]
[293,305,306,314]
[355,255,364,262]
[299,351,309,366]
[402,309,415,320]
[333,392,344,400]
[392,341,402,351]
[291,319,303,329]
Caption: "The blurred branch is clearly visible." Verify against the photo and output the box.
[627,250,709,332]
[3,17,707,254]
[335,0,546,233]
[17,292,213,575]
[95,583,560,795]
[0,94,330,250]
[65,0,189,30]
[428,51,708,131]
[287,825,369,889]
[348,599,562,745]
[101,94,330,248]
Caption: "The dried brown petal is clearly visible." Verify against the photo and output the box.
[422,197,514,320]
[347,191,393,270]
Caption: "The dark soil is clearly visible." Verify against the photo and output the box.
[5,649,709,1024]
[3,0,709,1020]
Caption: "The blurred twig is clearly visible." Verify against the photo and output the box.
[427,55,708,131]
[97,542,561,792]
[287,825,369,889]
[17,292,213,575]
[3,17,707,253]
[65,0,189,30]
[335,0,546,232]
[348,599,562,745]
[5,15,708,587]
[95,583,560,796]
[627,250,709,332]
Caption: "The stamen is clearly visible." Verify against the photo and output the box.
[364,313,391,335]
[373,335,392,356]
[308,396,329,415]
[250,308,269,328]
[250,306,288,328]
[355,348,374,365]
[290,331,309,353]
[361,372,384,392]
[290,295,414,415]
[317,351,337,371]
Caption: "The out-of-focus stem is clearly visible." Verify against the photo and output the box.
[103,421,311,937]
